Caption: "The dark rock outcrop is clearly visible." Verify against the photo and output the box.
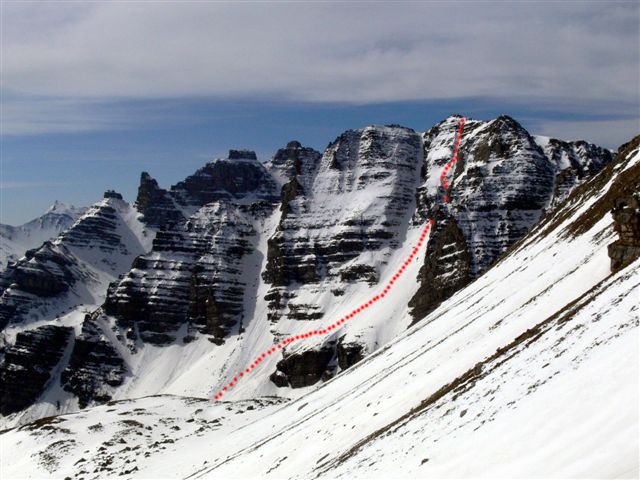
[0,201,86,270]
[606,137,640,272]
[336,339,366,370]
[409,215,472,322]
[104,190,123,200]
[1,116,622,414]
[269,346,335,388]
[268,141,322,186]
[228,149,258,160]
[61,315,127,408]
[136,172,185,228]
[0,243,77,329]
[536,137,613,208]
[105,202,262,345]
[170,152,279,207]
[608,195,640,271]
[270,337,366,389]
[0,325,73,415]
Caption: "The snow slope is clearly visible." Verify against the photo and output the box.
[0,115,618,433]
[0,133,636,478]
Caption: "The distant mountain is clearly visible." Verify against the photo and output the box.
[0,201,86,269]
[0,114,624,427]
[0,192,154,326]
[1,129,637,479]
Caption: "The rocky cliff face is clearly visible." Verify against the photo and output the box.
[0,115,619,422]
[263,126,422,387]
[409,115,612,321]
[263,126,420,317]
[136,172,185,229]
[171,153,279,207]
[56,152,282,407]
[61,313,127,408]
[607,136,640,272]
[609,194,640,271]
[0,325,73,415]
[104,201,267,345]
[103,151,280,346]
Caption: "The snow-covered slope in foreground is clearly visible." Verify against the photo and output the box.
[1,144,638,479]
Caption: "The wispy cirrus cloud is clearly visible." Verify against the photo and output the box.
[1,1,638,136]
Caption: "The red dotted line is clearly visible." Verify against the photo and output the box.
[214,118,465,401]
[442,116,465,201]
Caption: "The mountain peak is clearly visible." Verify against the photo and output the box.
[43,201,87,223]
[103,190,124,200]
[47,200,77,215]
[228,149,257,160]
[493,114,523,129]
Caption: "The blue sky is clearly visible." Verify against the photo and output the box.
[1,1,639,225]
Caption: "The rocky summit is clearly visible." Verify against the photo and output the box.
[0,115,626,426]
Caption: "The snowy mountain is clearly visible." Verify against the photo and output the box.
[0,128,636,479]
[0,115,626,434]
[0,201,86,270]
[0,193,154,417]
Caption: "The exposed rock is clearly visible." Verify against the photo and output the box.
[409,215,472,322]
[4,242,75,296]
[1,117,621,415]
[61,314,127,408]
[263,126,420,323]
[269,346,335,388]
[104,151,281,345]
[228,149,257,160]
[105,202,262,345]
[0,243,76,329]
[267,141,322,187]
[103,190,123,200]
[270,337,365,389]
[409,115,612,323]
[535,137,613,208]
[336,339,366,370]
[280,178,304,220]
[607,137,640,272]
[1,201,86,270]
[0,325,73,415]
[608,194,640,271]
[171,155,279,207]
[135,172,184,228]
[339,264,378,284]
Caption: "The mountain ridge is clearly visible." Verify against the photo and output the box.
[0,202,87,270]
[0,113,624,427]
[1,126,637,479]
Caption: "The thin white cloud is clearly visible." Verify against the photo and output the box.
[0,95,126,135]
[2,2,637,103]
[0,1,638,141]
